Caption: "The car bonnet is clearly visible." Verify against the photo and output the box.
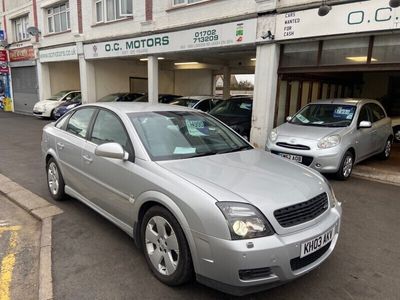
[277,122,346,141]
[157,149,326,215]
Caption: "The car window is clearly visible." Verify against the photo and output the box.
[66,108,96,138]
[368,103,386,122]
[210,99,253,116]
[357,105,371,125]
[90,110,132,155]
[196,100,210,112]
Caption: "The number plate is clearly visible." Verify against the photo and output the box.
[300,228,335,258]
[279,153,303,163]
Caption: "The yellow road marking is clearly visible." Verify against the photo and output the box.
[0,227,20,300]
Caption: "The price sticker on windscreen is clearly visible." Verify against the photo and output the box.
[333,106,355,119]
[186,119,209,136]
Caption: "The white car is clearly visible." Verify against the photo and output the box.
[392,116,400,143]
[33,90,80,119]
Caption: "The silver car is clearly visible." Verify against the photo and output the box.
[42,103,342,295]
[266,99,393,180]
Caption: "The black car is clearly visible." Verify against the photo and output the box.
[98,93,145,102]
[134,94,182,104]
[209,96,253,139]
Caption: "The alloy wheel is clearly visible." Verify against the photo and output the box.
[47,162,59,195]
[343,155,353,178]
[384,140,392,157]
[145,216,180,276]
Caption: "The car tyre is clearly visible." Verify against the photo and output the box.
[46,158,65,201]
[335,150,354,180]
[394,126,400,143]
[378,138,392,160]
[141,206,193,286]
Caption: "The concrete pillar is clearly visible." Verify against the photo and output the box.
[36,61,51,101]
[223,66,231,99]
[250,43,280,148]
[147,55,158,104]
[77,42,96,103]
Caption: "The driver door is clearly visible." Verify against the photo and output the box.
[355,105,375,160]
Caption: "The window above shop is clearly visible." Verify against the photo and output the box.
[372,35,400,64]
[320,37,370,66]
[12,15,29,42]
[46,2,70,34]
[172,0,206,7]
[281,42,319,67]
[95,0,133,24]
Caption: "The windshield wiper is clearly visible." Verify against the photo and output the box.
[217,145,252,154]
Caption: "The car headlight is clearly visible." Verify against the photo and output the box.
[216,202,275,240]
[322,177,338,208]
[269,128,278,142]
[317,134,341,149]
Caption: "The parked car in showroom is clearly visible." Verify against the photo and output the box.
[53,94,82,120]
[169,96,222,112]
[98,92,145,102]
[134,93,182,103]
[266,99,393,180]
[33,90,81,119]
[392,116,400,143]
[209,96,252,139]
[42,102,341,295]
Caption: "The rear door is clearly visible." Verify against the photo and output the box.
[55,107,96,191]
[80,109,138,225]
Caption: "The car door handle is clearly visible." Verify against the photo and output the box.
[82,154,93,164]
[56,142,64,150]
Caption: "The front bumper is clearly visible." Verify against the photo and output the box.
[33,108,51,118]
[266,140,344,173]
[193,206,341,295]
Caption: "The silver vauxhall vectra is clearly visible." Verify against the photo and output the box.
[42,102,341,295]
[267,99,393,180]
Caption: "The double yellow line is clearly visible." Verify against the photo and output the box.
[0,226,21,300]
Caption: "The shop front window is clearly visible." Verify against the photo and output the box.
[281,42,319,67]
[320,37,370,65]
[372,35,400,64]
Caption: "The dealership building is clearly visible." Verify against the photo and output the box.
[0,0,399,148]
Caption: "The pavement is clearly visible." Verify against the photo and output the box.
[1,110,400,299]
[0,195,40,300]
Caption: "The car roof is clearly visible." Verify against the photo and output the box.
[177,96,219,101]
[81,102,195,114]
[312,98,379,105]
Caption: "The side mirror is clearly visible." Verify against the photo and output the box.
[95,142,129,161]
[286,116,292,122]
[359,121,372,128]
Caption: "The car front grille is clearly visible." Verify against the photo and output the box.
[239,267,272,280]
[290,242,331,271]
[271,150,314,166]
[274,193,329,228]
[276,142,311,150]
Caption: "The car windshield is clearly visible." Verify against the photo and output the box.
[170,98,199,108]
[290,104,357,127]
[129,111,252,161]
[210,99,252,117]
[69,95,82,103]
[47,90,70,101]
[98,94,123,102]
[134,95,149,102]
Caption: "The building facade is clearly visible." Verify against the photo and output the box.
[1,0,399,148]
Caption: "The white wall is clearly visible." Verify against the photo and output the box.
[174,69,213,96]
[48,61,80,93]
